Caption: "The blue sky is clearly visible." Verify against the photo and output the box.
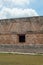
[0,0,43,19]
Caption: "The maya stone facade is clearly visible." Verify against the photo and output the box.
[0,16,43,44]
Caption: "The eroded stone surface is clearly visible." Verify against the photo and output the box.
[0,16,43,44]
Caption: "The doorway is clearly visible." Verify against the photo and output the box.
[19,34,25,43]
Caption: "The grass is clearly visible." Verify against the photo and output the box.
[0,53,43,65]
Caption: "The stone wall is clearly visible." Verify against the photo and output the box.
[0,44,43,53]
[0,34,43,44]
[26,34,43,44]
[0,16,43,44]
[0,16,43,33]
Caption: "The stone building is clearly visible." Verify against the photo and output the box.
[0,16,43,53]
[0,16,43,44]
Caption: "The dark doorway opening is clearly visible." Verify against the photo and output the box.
[19,34,25,43]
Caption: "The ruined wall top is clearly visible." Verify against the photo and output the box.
[0,16,43,34]
[0,16,43,23]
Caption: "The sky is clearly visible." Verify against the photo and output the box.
[0,0,43,19]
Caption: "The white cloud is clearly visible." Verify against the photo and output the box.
[0,0,39,19]
[0,7,38,19]
[0,0,3,8]
[4,0,30,5]
[4,0,34,7]
[0,0,35,9]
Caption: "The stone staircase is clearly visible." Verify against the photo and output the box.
[0,44,43,53]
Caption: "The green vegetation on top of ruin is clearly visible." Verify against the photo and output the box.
[0,16,43,21]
